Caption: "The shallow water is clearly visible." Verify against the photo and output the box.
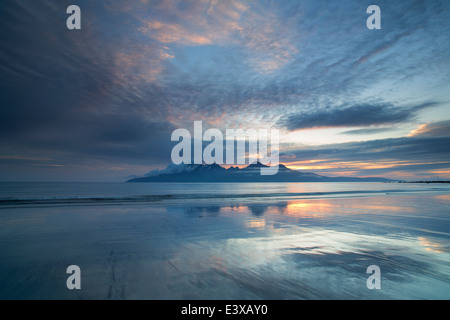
[0,182,449,299]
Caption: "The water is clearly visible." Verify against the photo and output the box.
[0,182,449,299]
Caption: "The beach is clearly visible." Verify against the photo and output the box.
[0,182,449,299]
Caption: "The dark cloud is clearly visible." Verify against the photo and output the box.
[340,127,397,135]
[0,0,450,180]
[279,102,437,131]
[284,135,450,179]
[409,120,450,138]
[293,136,450,162]
[0,1,175,174]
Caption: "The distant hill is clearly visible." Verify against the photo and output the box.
[127,162,393,182]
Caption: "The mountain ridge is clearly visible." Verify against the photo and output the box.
[127,162,393,182]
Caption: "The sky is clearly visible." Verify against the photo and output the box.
[1,0,450,181]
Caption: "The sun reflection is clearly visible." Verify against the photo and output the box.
[350,203,415,213]
[221,205,249,213]
[246,219,266,229]
[433,194,450,202]
[418,237,445,253]
[283,201,331,218]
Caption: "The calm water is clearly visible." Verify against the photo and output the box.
[0,182,449,299]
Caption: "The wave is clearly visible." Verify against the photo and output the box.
[0,188,439,206]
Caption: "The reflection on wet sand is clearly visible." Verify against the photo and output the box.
[418,237,446,254]
[217,197,425,219]
[434,194,450,202]
[169,223,450,299]
[1,189,449,299]
[165,194,450,298]
[245,218,266,230]
[218,201,333,218]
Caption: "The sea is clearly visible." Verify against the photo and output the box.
[0,182,449,299]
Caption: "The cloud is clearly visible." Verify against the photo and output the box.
[301,136,450,162]
[354,30,413,66]
[139,21,213,45]
[408,120,450,138]
[279,102,437,131]
[135,0,299,73]
[1,0,450,181]
[283,135,450,179]
[340,127,397,135]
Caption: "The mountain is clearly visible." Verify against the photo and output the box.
[127,162,393,182]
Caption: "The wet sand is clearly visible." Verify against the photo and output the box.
[0,187,449,299]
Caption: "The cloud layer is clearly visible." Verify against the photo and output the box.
[279,102,438,131]
[1,0,450,180]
